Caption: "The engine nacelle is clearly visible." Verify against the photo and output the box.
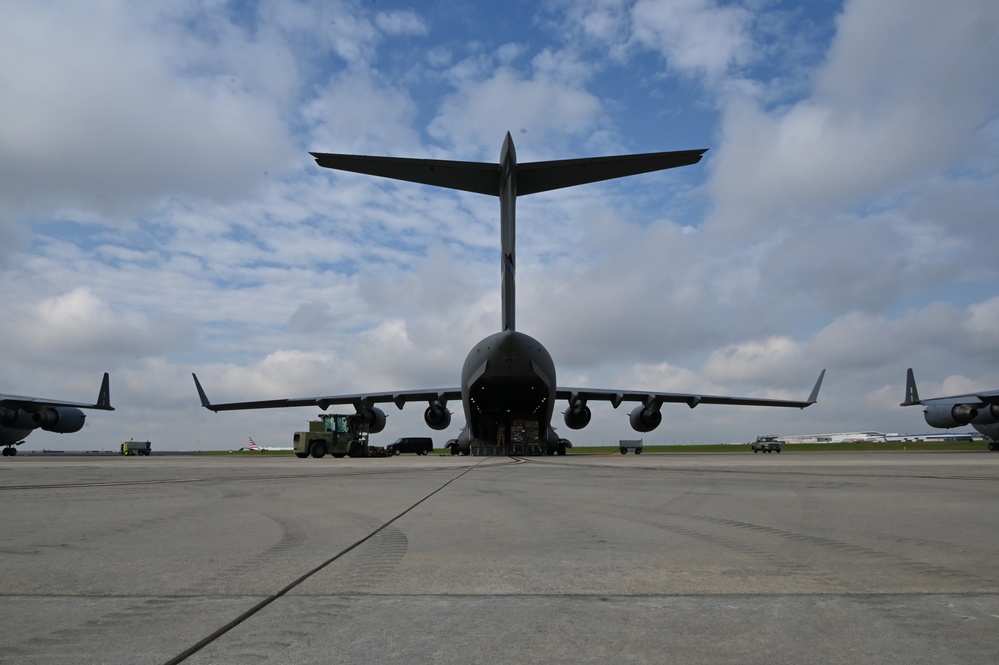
[924,403,977,428]
[424,402,451,430]
[629,404,662,433]
[563,401,591,430]
[972,403,999,425]
[358,406,387,433]
[1,407,37,429]
[33,407,87,433]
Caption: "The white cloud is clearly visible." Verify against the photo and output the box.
[709,0,999,229]
[3,1,999,451]
[429,55,603,156]
[0,287,190,369]
[704,335,802,383]
[630,0,754,80]
[0,1,297,219]
[375,10,429,37]
[303,66,423,152]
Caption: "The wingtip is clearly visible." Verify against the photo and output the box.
[806,369,826,405]
[192,373,214,410]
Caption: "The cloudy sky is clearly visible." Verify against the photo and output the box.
[2,0,998,451]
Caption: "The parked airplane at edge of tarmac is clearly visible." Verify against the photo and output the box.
[1,373,114,456]
[193,133,825,456]
[243,437,293,452]
[902,368,999,451]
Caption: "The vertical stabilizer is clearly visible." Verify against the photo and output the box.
[901,368,921,406]
[499,132,517,331]
[95,372,113,410]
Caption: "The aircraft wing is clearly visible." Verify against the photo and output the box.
[193,374,461,413]
[0,373,114,411]
[901,368,999,407]
[908,392,999,407]
[556,369,825,410]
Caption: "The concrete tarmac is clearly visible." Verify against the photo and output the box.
[1,451,998,664]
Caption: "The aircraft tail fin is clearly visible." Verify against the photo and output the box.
[94,373,113,411]
[247,437,261,451]
[901,368,921,406]
[311,136,707,336]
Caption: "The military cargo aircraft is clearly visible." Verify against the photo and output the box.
[194,134,824,455]
[901,368,999,450]
[1,373,113,455]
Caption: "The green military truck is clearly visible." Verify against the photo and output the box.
[293,413,384,459]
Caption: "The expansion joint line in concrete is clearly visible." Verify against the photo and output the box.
[161,461,485,665]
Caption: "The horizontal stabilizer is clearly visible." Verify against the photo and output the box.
[310,153,500,195]
[516,149,707,196]
[311,147,707,198]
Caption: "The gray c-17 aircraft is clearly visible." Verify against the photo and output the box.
[901,368,999,450]
[193,133,824,455]
[1,373,113,456]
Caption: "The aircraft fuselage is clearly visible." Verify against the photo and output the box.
[460,330,557,454]
[1,424,31,447]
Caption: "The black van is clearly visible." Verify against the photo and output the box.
[385,437,433,455]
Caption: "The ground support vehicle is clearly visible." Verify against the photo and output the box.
[620,439,643,454]
[293,414,381,459]
[120,440,151,456]
[386,437,434,455]
[751,435,783,453]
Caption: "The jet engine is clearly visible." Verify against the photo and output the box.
[0,407,36,429]
[972,403,999,425]
[629,404,662,433]
[358,406,387,433]
[923,403,977,428]
[32,407,87,433]
[424,402,451,430]
[563,400,591,429]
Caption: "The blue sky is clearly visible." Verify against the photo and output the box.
[2,0,998,450]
